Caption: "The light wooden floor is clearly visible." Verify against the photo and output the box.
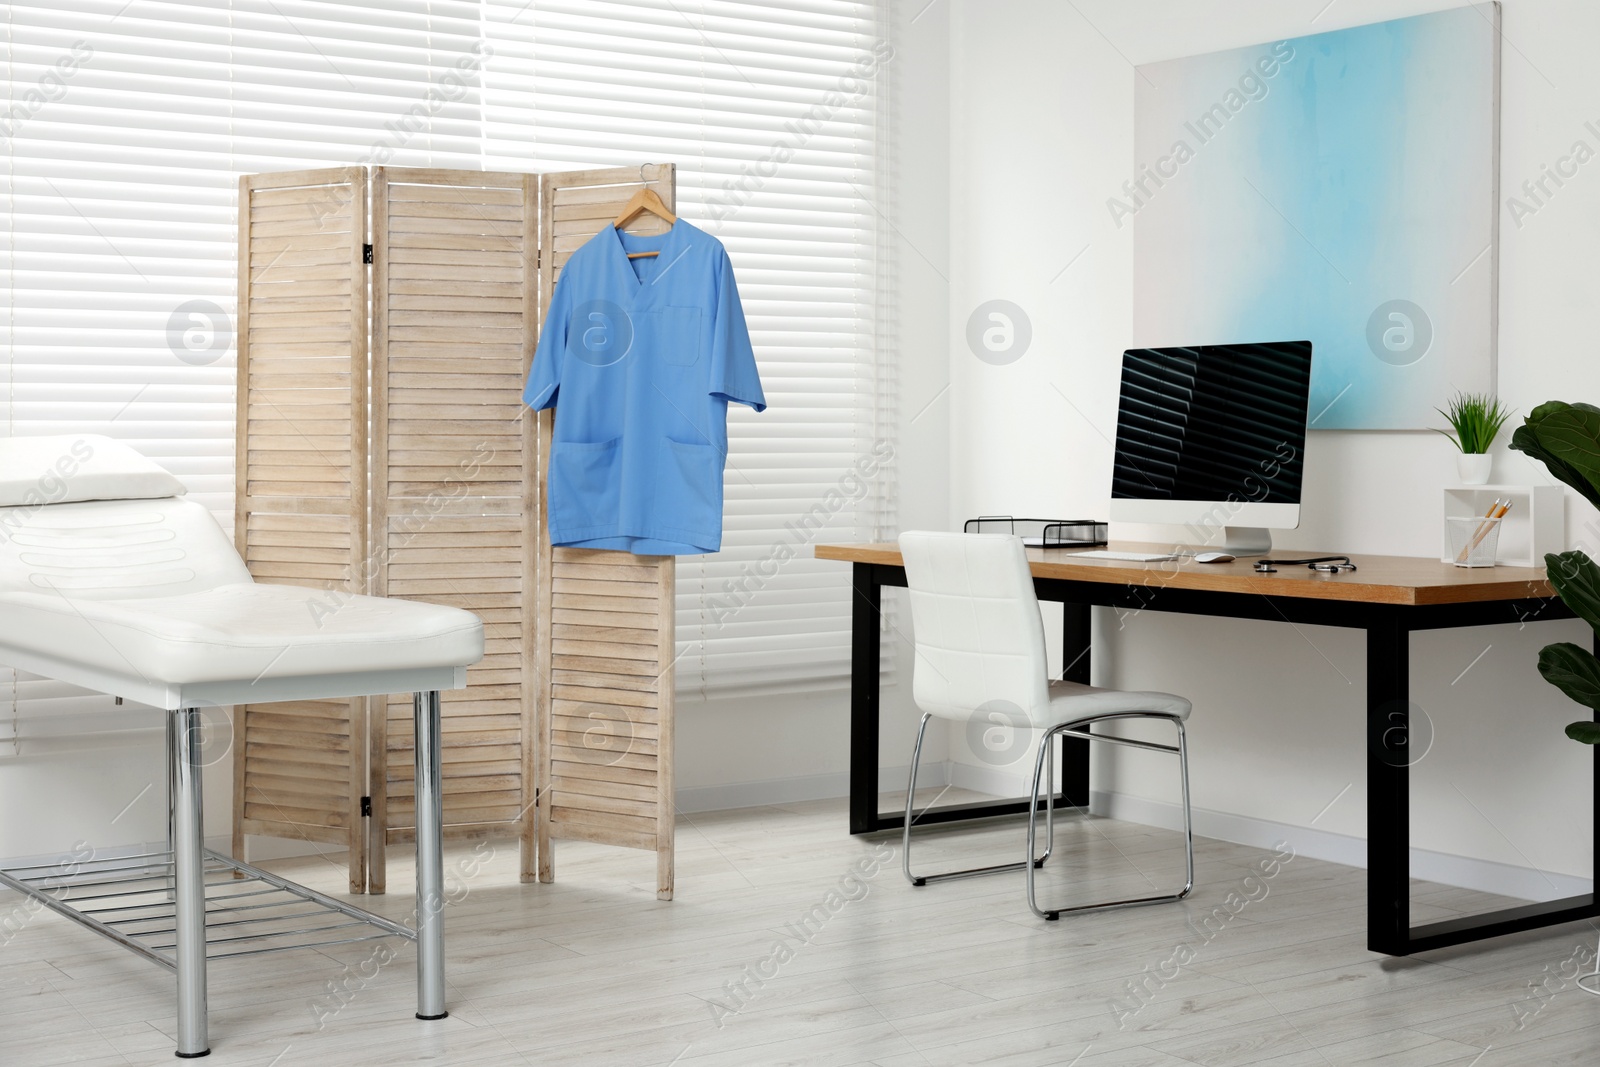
[3,793,1599,1066]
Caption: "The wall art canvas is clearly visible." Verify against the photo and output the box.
[1129,4,1500,430]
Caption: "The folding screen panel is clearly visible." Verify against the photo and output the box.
[367,167,539,891]
[236,163,677,897]
[535,165,678,900]
[233,168,371,892]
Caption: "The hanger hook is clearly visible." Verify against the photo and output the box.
[640,163,656,183]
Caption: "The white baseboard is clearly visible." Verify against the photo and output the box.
[675,762,947,815]
[948,760,1035,799]
[0,836,235,871]
[5,780,1577,904]
[243,836,348,863]
[1091,789,1593,902]
[908,761,1593,902]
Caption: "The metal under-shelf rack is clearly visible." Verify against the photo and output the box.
[0,847,414,970]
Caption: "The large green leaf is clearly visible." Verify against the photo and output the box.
[1535,405,1600,489]
[1546,551,1600,633]
[1567,721,1600,745]
[1527,401,1600,421]
[1511,422,1600,512]
[1528,400,1574,422]
[1539,641,1600,712]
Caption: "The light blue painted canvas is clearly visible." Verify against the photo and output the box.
[1130,4,1499,430]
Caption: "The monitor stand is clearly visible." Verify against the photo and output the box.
[1218,526,1273,556]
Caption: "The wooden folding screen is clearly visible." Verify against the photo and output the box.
[236,163,679,897]
[233,168,371,892]
[535,166,678,901]
[367,168,540,892]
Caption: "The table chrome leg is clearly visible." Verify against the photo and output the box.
[413,690,447,1020]
[166,712,177,902]
[172,707,210,1058]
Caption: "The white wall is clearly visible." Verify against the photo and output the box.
[6,1,1592,900]
[0,721,235,867]
[943,0,1600,890]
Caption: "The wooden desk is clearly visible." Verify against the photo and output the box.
[815,541,1595,956]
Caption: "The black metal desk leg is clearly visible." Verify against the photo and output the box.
[849,563,883,835]
[1367,613,1411,955]
[1061,601,1092,808]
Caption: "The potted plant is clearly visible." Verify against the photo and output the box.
[1511,402,1600,997]
[1437,391,1511,486]
[1508,401,1600,744]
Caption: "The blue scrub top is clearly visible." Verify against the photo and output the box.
[523,219,766,555]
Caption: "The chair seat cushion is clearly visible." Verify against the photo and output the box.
[1045,679,1191,724]
[0,582,484,686]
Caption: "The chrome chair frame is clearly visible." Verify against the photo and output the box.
[1026,711,1194,921]
[902,711,1056,886]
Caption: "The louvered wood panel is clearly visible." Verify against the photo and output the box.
[233,168,369,893]
[369,168,539,892]
[535,165,678,901]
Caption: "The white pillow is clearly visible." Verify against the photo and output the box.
[0,435,187,508]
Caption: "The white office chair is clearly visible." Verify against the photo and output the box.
[898,530,1195,920]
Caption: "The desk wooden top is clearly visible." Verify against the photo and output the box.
[814,542,1555,607]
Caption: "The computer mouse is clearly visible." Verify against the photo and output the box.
[1193,551,1236,564]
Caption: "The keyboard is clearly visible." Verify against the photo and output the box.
[1065,550,1179,563]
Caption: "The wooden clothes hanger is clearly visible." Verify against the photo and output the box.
[613,182,676,259]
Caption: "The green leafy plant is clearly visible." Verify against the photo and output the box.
[1538,552,1600,743]
[1509,403,1600,743]
[1510,401,1600,512]
[1436,391,1511,454]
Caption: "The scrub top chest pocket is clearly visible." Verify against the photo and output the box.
[646,307,702,366]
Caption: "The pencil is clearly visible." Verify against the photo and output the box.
[1457,499,1510,563]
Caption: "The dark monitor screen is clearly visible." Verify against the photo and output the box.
[1110,341,1312,505]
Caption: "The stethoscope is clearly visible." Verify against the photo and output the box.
[1253,555,1357,574]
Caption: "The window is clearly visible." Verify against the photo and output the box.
[1,1,891,739]
[1,0,488,739]
[486,0,893,695]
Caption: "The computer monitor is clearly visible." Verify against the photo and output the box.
[1108,340,1313,555]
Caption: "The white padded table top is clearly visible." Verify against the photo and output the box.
[0,490,484,709]
[0,582,483,685]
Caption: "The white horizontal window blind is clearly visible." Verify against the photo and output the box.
[486,0,893,696]
[2,0,891,728]
[0,0,488,740]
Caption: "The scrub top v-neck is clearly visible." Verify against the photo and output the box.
[613,224,681,286]
[523,219,766,556]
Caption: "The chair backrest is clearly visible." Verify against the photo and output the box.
[898,531,1050,725]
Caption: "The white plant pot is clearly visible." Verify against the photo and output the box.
[1457,453,1493,486]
